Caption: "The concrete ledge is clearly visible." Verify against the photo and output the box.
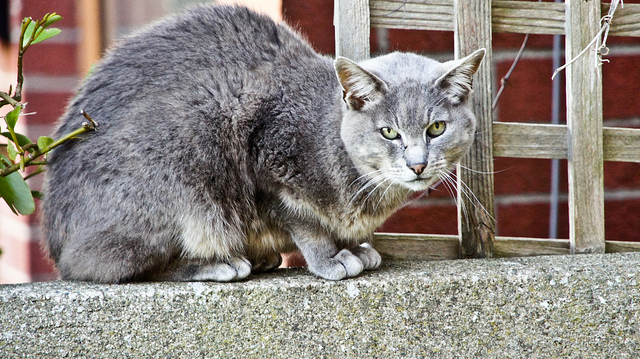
[1,253,640,358]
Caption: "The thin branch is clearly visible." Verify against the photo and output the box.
[0,111,98,177]
[0,91,20,107]
[492,34,530,110]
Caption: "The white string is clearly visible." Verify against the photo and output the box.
[551,0,623,80]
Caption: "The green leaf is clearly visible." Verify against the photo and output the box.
[21,19,35,48]
[0,154,35,215]
[37,136,54,151]
[31,190,43,200]
[42,13,62,28]
[4,105,21,132]
[7,142,18,161]
[31,28,62,45]
[1,132,33,148]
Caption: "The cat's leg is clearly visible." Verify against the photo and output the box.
[292,227,364,280]
[55,231,176,283]
[155,212,253,282]
[151,256,252,282]
[349,242,382,271]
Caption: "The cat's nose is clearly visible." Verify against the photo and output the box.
[409,163,426,175]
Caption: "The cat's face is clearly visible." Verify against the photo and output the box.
[335,50,485,193]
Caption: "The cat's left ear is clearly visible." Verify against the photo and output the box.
[334,57,388,111]
[435,48,486,105]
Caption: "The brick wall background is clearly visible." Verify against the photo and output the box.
[2,0,639,283]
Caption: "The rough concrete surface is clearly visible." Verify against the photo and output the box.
[1,253,639,358]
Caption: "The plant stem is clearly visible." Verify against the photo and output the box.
[0,118,97,177]
[0,91,20,107]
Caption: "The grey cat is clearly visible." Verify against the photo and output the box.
[42,5,484,283]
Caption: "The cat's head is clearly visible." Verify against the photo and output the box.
[334,49,485,192]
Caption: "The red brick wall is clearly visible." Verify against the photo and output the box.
[0,0,76,283]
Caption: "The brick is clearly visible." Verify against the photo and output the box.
[496,202,569,239]
[492,33,554,50]
[494,58,566,123]
[379,205,458,235]
[386,29,453,54]
[22,43,78,76]
[0,231,33,274]
[0,215,56,282]
[604,162,640,189]
[282,0,335,55]
[605,198,640,241]
[607,36,640,46]
[602,55,640,120]
[494,157,569,194]
[21,0,77,27]
[21,91,74,125]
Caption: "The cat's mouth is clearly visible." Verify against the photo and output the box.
[403,176,438,191]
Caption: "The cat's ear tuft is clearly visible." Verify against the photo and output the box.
[334,57,388,111]
[435,48,486,105]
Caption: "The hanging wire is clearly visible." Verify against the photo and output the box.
[551,0,623,80]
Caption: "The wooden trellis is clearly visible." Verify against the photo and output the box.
[334,0,640,259]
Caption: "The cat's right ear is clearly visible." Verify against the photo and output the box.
[334,57,388,111]
[435,48,486,105]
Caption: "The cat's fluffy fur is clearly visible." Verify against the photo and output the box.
[42,5,484,283]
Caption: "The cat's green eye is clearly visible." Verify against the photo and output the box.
[380,127,401,140]
[426,121,446,138]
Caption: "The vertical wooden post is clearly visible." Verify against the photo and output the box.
[334,0,370,61]
[453,0,495,258]
[76,0,103,77]
[565,0,605,253]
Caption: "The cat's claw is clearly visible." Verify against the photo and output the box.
[350,243,381,270]
[191,257,251,282]
[309,249,364,280]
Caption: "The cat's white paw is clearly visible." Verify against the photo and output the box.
[309,249,364,280]
[350,243,381,270]
[191,257,251,282]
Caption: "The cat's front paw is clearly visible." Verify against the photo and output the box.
[308,249,364,280]
[191,257,252,282]
[350,243,381,270]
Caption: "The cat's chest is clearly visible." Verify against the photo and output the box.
[278,191,394,240]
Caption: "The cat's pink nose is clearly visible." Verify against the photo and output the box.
[409,164,426,175]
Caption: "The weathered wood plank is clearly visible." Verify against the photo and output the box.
[491,1,565,35]
[370,1,640,37]
[373,233,640,260]
[374,233,459,260]
[493,237,571,257]
[493,123,568,159]
[565,0,605,254]
[605,3,640,37]
[606,240,640,253]
[370,0,454,31]
[454,0,495,259]
[492,123,640,163]
[334,0,371,61]
[603,127,640,163]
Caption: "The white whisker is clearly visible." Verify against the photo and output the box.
[438,170,469,224]
[348,170,387,206]
[374,180,395,211]
[444,169,495,222]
